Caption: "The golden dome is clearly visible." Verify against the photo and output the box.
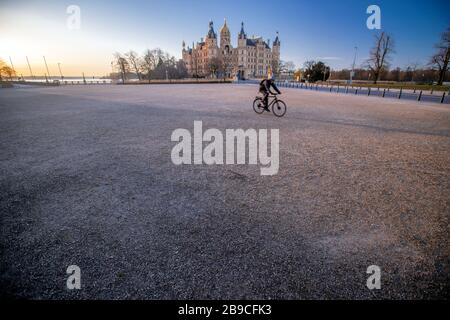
[220,18,230,35]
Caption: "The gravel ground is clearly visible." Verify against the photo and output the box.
[0,84,449,299]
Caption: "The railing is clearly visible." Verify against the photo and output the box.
[272,81,449,105]
[236,79,449,105]
[62,80,110,85]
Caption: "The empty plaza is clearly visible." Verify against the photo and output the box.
[0,84,448,299]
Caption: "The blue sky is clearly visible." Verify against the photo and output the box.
[1,0,449,75]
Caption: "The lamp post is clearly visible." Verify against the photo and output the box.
[110,61,115,81]
[350,46,358,84]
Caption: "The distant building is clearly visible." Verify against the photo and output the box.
[182,20,280,79]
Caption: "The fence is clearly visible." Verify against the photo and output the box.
[273,81,449,105]
[237,79,449,105]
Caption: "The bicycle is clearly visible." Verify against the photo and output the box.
[253,94,287,117]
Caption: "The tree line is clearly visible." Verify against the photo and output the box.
[112,49,188,82]
[295,27,449,85]
[330,66,449,84]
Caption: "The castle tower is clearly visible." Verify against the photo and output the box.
[220,18,231,49]
[205,20,217,46]
[272,31,280,56]
[202,20,218,69]
[238,22,247,47]
[272,31,281,69]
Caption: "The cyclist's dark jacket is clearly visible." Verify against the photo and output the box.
[259,79,281,95]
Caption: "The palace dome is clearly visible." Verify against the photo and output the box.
[220,19,230,36]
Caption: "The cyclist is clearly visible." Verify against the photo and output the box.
[259,69,281,112]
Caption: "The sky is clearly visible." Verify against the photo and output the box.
[1,0,449,77]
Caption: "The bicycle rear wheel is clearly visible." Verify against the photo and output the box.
[253,98,265,114]
[272,99,287,117]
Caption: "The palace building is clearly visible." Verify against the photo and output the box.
[182,20,280,79]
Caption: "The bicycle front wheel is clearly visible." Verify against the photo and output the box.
[272,100,287,117]
[253,98,265,114]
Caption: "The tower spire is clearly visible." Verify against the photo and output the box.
[220,18,230,48]
[274,31,280,45]
[207,20,216,39]
[239,21,246,39]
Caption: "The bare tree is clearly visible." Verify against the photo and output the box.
[280,61,296,79]
[271,59,280,77]
[404,62,421,82]
[114,48,188,81]
[303,60,315,81]
[220,47,233,79]
[125,50,142,81]
[176,59,188,79]
[142,49,156,82]
[429,27,450,86]
[208,57,222,78]
[284,61,296,73]
[152,48,165,64]
[366,32,395,84]
[113,52,130,83]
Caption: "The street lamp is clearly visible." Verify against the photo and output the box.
[110,61,115,81]
[350,46,358,84]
